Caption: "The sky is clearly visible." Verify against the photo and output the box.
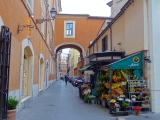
[62,48,70,54]
[60,0,111,17]
[61,0,111,53]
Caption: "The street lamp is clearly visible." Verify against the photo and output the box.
[50,8,57,19]
[35,5,57,58]
[36,7,57,24]
[35,5,57,83]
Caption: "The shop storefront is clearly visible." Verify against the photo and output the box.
[96,52,151,115]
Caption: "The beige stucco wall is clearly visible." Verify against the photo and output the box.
[9,36,21,91]
[73,49,80,68]
[90,45,93,55]
[112,14,125,52]
[93,43,97,52]
[124,0,144,55]
[89,0,145,56]
[96,30,111,53]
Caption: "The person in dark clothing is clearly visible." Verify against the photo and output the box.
[64,74,68,85]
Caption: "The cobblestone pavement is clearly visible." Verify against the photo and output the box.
[16,80,117,120]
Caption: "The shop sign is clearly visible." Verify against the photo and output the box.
[110,52,142,69]
[128,56,140,68]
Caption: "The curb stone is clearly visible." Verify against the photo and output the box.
[116,118,126,120]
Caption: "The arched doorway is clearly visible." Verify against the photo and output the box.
[39,58,44,90]
[45,60,49,89]
[22,46,33,98]
[20,38,34,101]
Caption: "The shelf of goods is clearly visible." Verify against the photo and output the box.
[128,80,151,111]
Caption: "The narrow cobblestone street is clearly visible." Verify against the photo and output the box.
[16,80,116,120]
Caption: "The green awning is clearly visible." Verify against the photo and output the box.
[79,64,93,72]
[101,52,142,70]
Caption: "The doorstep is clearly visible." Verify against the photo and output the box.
[21,96,31,102]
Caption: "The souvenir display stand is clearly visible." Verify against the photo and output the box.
[98,52,150,116]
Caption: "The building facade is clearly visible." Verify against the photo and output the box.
[68,49,74,76]
[54,14,110,57]
[0,0,61,111]
[67,49,81,76]
[60,53,68,77]
[54,14,111,78]
[83,0,160,113]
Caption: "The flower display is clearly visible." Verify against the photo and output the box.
[117,97,124,101]
[114,103,120,108]
[145,96,150,100]
[142,87,150,92]
[122,102,129,108]
[125,98,131,102]
[131,95,137,101]
[119,94,125,98]
[131,95,137,98]
[133,106,142,111]
[110,99,116,103]
[83,88,91,95]
[137,95,144,101]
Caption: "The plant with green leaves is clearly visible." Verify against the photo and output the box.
[122,102,129,108]
[99,73,109,82]
[84,94,89,101]
[8,96,19,110]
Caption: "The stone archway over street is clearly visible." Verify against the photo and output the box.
[54,42,86,58]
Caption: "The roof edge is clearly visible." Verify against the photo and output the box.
[88,0,134,48]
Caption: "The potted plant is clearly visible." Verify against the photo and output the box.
[114,103,120,112]
[110,99,116,107]
[117,97,124,101]
[83,88,91,103]
[101,94,107,107]
[90,95,96,104]
[7,96,19,120]
[131,95,137,101]
[145,96,150,101]
[133,106,142,115]
[125,98,131,103]
[136,95,144,101]
[122,102,128,111]
[84,94,89,103]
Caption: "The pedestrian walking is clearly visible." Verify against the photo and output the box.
[64,74,68,85]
